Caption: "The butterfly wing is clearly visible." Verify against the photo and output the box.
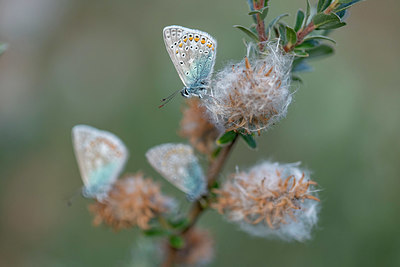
[72,125,128,200]
[146,143,206,200]
[163,26,217,89]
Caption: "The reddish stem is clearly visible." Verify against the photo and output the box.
[162,136,239,267]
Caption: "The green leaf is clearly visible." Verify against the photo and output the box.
[307,44,334,59]
[313,13,346,30]
[295,40,319,50]
[240,133,257,149]
[168,218,190,229]
[294,9,305,32]
[266,13,289,39]
[338,0,358,3]
[292,60,313,72]
[317,0,332,12]
[248,6,269,20]
[233,25,259,42]
[0,43,7,56]
[335,0,364,12]
[293,49,309,57]
[211,146,222,159]
[143,228,168,237]
[303,35,336,44]
[278,23,287,44]
[216,131,238,146]
[169,235,185,249]
[291,75,303,83]
[286,26,297,47]
[306,0,311,22]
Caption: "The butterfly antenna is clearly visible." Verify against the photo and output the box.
[159,89,180,108]
[65,188,82,207]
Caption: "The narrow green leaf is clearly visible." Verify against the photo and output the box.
[169,235,185,249]
[335,0,364,12]
[294,9,305,32]
[240,133,257,149]
[313,13,346,30]
[211,146,222,159]
[143,228,168,237]
[249,6,269,20]
[306,0,311,22]
[317,0,330,12]
[291,75,303,83]
[216,131,238,146]
[338,0,357,3]
[168,218,190,229]
[233,25,259,42]
[292,60,313,72]
[303,35,336,44]
[286,26,297,47]
[307,44,334,59]
[0,43,8,56]
[278,24,287,44]
[266,13,289,39]
[295,39,319,50]
[293,50,309,58]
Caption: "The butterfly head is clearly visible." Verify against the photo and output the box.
[181,87,190,98]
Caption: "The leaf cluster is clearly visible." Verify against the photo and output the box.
[235,0,364,81]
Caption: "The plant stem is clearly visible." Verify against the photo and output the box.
[162,136,239,267]
[253,0,267,50]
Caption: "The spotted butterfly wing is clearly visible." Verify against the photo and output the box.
[146,143,206,201]
[163,25,217,97]
[72,125,128,200]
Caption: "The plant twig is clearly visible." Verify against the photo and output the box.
[162,136,239,267]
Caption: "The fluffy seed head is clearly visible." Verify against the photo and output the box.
[89,173,174,230]
[205,42,293,133]
[179,98,220,155]
[212,161,320,242]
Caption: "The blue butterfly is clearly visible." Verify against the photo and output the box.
[160,25,217,107]
[146,143,206,201]
[72,125,128,200]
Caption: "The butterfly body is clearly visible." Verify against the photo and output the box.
[163,25,217,99]
[72,125,128,200]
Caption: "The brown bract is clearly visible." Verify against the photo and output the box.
[179,98,220,155]
[213,170,319,229]
[89,173,172,230]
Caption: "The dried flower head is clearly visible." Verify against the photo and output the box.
[166,228,214,266]
[179,98,220,155]
[212,161,320,241]
[89,173,174,230]
[205,42,293,134]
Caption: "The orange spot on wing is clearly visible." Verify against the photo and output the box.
[194,37,200,42]
[189,37,193,41]
[201,39,206,44]
[179,43,183,48]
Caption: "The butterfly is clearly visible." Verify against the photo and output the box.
[160,25,217,107]
[146,143,206,200]
[72,125,128,200]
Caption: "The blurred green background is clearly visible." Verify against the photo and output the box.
[1,0,399,266]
